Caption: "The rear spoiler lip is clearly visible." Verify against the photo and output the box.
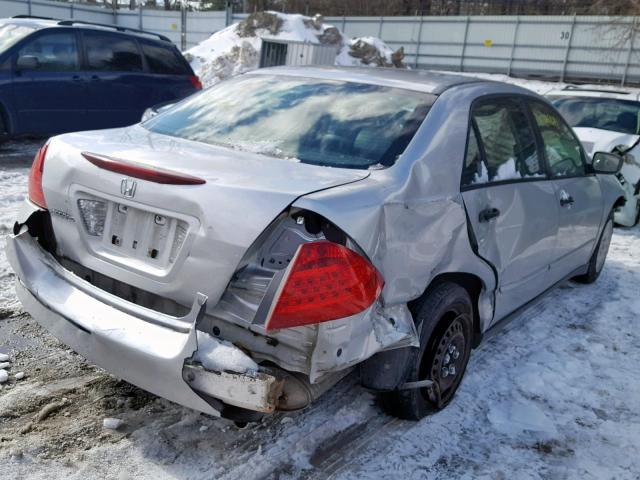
[81,152,206,185]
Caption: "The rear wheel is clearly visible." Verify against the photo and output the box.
[574,212,614,284]
[0,108,9,144]
[380,282,473,420]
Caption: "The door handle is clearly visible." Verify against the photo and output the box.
[71,75,83,82]
[560,194,575,207]
[90,75,100,81]
[479,207,501,222]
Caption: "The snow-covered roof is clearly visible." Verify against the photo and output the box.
[250,65,485,94]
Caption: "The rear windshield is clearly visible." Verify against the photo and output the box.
[141,41,190,75]
[144,75,434,169]
[550,96,640,135]
[0,23,37,52]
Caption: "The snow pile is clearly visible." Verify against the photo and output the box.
[185,11,405,87]
[194,331,258,375]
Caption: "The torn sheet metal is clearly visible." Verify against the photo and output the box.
[309,303,418,383]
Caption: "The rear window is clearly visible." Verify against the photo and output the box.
[551,96,640,135]
[141,41,190,74]
[84,31,142,72]
[144,75,434,169]
[0,23,36,52]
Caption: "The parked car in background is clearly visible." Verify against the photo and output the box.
[7,68,625,423]
[549,86,640,226]
[0,16,201,142]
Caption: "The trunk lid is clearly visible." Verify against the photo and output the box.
[42,125,369,310]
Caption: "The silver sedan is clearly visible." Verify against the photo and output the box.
[7,67,624,422]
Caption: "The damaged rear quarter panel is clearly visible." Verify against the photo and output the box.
[294,83,507,380]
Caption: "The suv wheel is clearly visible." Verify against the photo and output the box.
[380,282,473,420]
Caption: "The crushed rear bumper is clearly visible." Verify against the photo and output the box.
[6,211,282,416]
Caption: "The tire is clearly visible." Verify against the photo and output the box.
[0,108,9,145]
[380,282,473,420]
[573,211,614,284]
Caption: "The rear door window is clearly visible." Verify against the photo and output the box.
[83,31,143,72]
[141,41,190,74]
[462,98,544,187]
[17,31,79,71]
[530,101,586,177]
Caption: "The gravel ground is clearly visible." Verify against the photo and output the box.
[0,138,639,479]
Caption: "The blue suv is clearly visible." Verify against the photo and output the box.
[0,16,201,140]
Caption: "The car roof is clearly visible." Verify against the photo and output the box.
[547,86,640,102]
[1,17,172,43]
[252,66,499,95]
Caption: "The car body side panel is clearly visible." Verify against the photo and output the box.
[550,176,603,281]
[462,182,559,322]
[294,83,529,337]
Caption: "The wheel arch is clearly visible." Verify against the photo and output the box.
[0,99,14,136]
[410,272,487,349]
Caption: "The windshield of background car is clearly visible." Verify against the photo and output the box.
[550,96,640,135]
[0,23,37,52]
[144,74,435,169]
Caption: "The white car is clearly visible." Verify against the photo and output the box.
[549,87,640,226]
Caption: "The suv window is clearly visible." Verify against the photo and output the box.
[84,31,142,72]
[141,41,189,74]
[462,98,544,187]
[17,31,78,71]
[530,101,585,177]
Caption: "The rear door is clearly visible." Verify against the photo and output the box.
[80,30,151,129]
[528,100,603,281]
[461,96,559,322]
[138,39,198,105]
[11,29,87,135]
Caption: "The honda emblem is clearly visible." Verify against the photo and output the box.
[120,178,137,198]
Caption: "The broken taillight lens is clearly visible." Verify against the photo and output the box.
[28,143,49,209]
[265,241,384,331]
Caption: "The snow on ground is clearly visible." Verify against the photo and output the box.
[185,12,404,87]
[1,76,640,478]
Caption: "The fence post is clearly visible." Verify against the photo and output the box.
[181,2,187,51]
[342,15,346,34]
[28,0,31,16]
[622,17,638,86]
[460,16,470,72]
[415,15,424,69]
[138,4,143,30]
[507,15,519,76]
[378,16,384,38]
[560,14,576,82]
[112,0,117,24]
[225,0,233,27]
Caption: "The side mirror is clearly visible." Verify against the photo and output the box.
[16,55,39,70]
[592,151,623,174]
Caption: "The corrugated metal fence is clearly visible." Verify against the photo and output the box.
[1,0,639,85]
[328,15,640,85]
[0,0,229,48]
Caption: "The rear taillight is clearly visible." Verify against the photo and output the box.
[28,143,49,209]
[189,75,203,90]
[265,241,384,332]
